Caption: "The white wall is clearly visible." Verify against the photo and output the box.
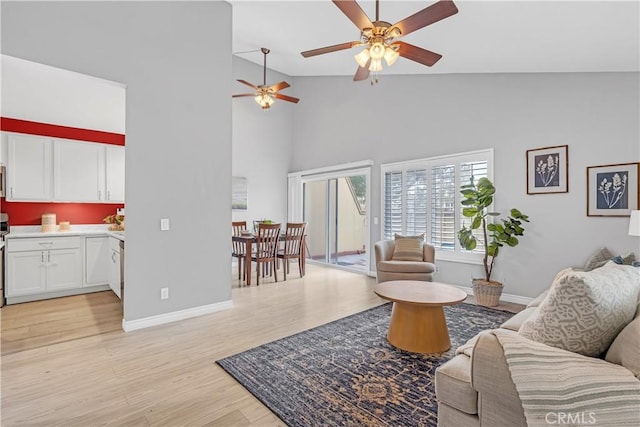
[290,72,640,298]
[1,55,126,134]
[1,1,233,321]
[232,56,294,227]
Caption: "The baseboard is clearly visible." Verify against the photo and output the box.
[451,284,533,306]
[122,299,233,332]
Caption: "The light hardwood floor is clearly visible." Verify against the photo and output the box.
[1,265,384,426]
[1,291,123,355]
[1,265,523,426]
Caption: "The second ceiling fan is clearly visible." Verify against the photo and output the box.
[233,48,300,109]
[301,0,458,82]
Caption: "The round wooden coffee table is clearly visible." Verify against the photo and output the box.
[374,281,468,353]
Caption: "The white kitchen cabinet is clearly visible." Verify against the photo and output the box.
[53,139,105,202]
[6,251,47,295]
[85,236,109,286]
[6,134,53,201]
[44,248,83,291]
[2,132,124,203]
[0,133,7,164]
[108,237,121,299]
[105,145,125,202]
[6,236,83,297]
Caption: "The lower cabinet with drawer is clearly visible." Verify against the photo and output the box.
[6,236,84,301]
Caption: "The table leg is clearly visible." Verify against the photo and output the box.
[387,302,451,353]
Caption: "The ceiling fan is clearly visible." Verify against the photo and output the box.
[233,48,300,109]
[301,0,458,83]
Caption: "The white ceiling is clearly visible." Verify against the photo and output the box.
[230,0,640,78]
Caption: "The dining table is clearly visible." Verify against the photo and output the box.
[232,233,306,286]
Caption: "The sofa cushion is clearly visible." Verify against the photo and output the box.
[612,252,636,265]
[435,354,478,415]
[605,316,640,378]
[377,260,435,273]
[583,246,614,271]
[519,262,640,357]
[391,238,423,262]
[500,307,537,332]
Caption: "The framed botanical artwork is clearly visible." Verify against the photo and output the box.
[587,162,639,217]
[526,145,569,194]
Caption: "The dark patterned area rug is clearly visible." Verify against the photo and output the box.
[216,302,513,427]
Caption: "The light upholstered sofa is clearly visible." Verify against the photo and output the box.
[373,239,436,283]
[435,262,640,427]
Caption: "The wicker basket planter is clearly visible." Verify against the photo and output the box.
[472,279,503,307]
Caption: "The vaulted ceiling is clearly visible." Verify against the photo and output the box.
[230,0,640,77]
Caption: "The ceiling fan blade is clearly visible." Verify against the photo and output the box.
[332,0,373,30]
[353,59,371,81]
[232,94,256,98]
[301,41,360,58]
[268,81,290,92]
[273,93,300,104]
[392,0,458,37]
[237,79,258,90]
[396,41,442,67]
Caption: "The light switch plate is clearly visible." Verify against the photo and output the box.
[160,218,170,231]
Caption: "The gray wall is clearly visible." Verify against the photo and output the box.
[2,1,233,320]
[231,56,294,227]
[290,72,640,298]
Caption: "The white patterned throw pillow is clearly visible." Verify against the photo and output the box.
[519,262,640,357]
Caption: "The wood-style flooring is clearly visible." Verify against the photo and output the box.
[1,291,123,355]
[0,265,524,426]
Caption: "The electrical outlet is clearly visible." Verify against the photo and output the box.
[435,264,440,273]
[160,218,170,231]
[160,287,169,300]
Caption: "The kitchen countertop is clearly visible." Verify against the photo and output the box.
[6,225,125,241]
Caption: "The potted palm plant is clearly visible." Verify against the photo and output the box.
[458,177,530,307]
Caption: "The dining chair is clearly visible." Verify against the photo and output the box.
[251,223,281,286]
[277,222,307,280]
[232,221,247,281]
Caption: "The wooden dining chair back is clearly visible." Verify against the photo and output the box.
[231,221,247,280]
[277,222,307,280]
[252,223,281,285]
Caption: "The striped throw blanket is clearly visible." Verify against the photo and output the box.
[492,329,640,427]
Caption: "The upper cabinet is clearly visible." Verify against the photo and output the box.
[53,139,105,202]
[4,132,124,203]
[105,145,125,202]
[7,134,53,201]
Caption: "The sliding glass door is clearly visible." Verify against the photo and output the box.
[302,171,369,272]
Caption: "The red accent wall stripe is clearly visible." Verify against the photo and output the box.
[1,117,125,146]
[1,199,124,226]
[0,118,125,226]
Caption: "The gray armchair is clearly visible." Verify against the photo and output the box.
[374,240,436,283]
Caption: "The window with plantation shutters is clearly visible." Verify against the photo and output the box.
[383,171,403,240]
[431,165,456,250]
[460,161,489,253]
[382,169,428,240]
[381,149,493,262]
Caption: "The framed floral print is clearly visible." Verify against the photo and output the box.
[526,145,568,194]
[587,162,639,217]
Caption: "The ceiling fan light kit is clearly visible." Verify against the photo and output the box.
[232,47,300,110]
[301,0,458,83]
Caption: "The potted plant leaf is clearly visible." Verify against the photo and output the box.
[458,177,530,307]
